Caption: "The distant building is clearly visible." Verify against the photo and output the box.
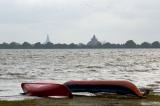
[44,34,51,44]
[87,35,101,46]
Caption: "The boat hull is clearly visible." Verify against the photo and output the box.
[64,80,142,97]
[21,82,72,98]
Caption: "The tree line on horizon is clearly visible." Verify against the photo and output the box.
[0,40,160,49]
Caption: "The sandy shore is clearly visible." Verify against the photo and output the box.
[0,94,160,106]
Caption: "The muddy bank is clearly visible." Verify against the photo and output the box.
[0,94,160,106]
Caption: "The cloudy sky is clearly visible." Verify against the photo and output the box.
[0,0,160,44]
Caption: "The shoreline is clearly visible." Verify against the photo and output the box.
[0,94,160,106]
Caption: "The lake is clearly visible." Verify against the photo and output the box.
[0,49,160,100]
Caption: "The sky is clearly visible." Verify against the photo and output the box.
[0,0,160,44]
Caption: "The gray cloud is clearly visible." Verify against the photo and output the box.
[0,0,160,44]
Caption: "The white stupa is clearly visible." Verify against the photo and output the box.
[44,34,51,44]
[87,35,101,46]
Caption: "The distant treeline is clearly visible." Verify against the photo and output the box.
[0,40,160,49]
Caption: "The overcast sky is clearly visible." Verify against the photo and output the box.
[0,0,160,44]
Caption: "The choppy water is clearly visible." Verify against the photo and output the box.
[0,49,160,100]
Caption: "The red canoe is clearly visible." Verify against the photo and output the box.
[64,80,145,97]
[21,81,73,98]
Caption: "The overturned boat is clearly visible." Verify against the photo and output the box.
[21,81,73,98]
[64,80,150,97]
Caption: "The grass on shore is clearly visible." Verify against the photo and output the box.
[0,94,160,106]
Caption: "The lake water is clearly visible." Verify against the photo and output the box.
[0,49,160,100]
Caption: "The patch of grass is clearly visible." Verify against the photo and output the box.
[0,99,37,106]
[0,94,160,106]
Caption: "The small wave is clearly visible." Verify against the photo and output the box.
[0,89,10,92]
[7,72,26,76]
[86,66,103,69]
[129,69,150,72]
[0,77,20,80]
[38,67,48,70]
[105,63,129,67]
[89,69,97,72]
[54,69,62,72]
[147,84,159,90]
[56,56,65,59]
[75,65,85,68]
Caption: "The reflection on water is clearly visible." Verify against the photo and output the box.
[0,49,160,100]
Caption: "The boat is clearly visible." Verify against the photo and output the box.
[64,80,149,97]
[21,81,73,98]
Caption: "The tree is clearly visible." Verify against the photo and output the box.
[54,43,68,48]
[78,43,86,48]
[140,42,151,48]
[124,40,137,48]
[0,42,9,49]
[102,42,112,48]
[44,42,54,48]
[152,41,160,48]
[34,42,42,48]
[68,43,78,48]
[9,42,20,48]
[22,42,32,48]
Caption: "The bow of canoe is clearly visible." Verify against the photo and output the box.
[21,82,73,98]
